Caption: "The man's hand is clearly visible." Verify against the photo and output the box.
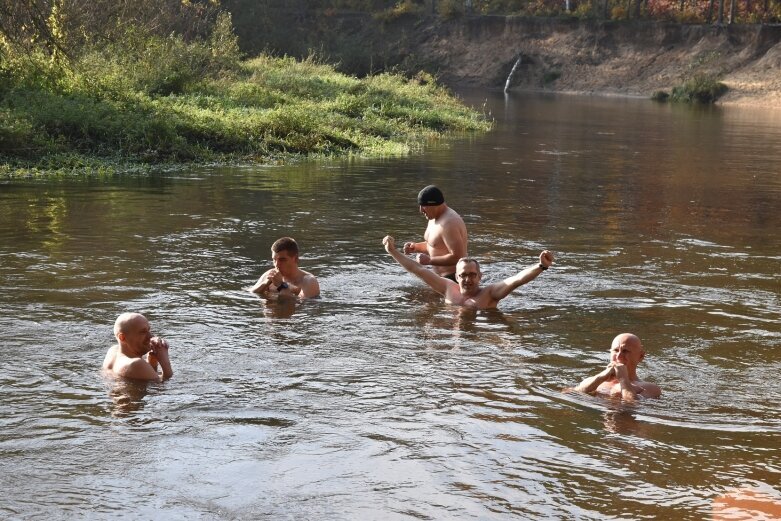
[150,336,169,356]
[403,242,416,255]
[600,363,616,379]
[613,363,630,382]
[417,253,431,265]
[383,235,396,253]
[268,269,284,286]
[540,250,555,268]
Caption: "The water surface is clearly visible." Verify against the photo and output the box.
[1,92,779,519]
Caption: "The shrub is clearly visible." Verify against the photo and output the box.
[438,0,466,18]
[670,74,728,103]
[651,90,670,102]
[374,0,426,22]
[611,5,627,19]
[543,70,561,84]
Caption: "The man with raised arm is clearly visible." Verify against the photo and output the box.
[574,333,661,400]
[250,236,320,299]
[383,235,554,310]
[102,313,173,382]
[402,185,468,281]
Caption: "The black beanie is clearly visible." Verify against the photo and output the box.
[417,185,445,206]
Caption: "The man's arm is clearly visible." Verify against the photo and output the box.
[280,274,320,299]
[488,250,554,302]
[403,241,426,255]
[250,269,277,295]
[149,337,173,380]
[574,364,615,394]
[637,381,662,399]
[384,236,453,295]
[614,364,638,401]
[118,358,165,381]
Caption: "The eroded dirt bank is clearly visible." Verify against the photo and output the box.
[228,9,781,107]
[415,17,781,107]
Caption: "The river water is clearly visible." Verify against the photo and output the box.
[1,92,780,519]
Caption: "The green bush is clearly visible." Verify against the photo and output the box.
[651,90,670,102]
[670,74,728,103]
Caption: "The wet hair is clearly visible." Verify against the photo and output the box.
[271,237,299,256]
[417,185,445,206]
[456,257,481,273]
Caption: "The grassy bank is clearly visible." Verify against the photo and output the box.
[0,25,490,178]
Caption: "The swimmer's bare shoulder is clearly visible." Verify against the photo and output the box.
[102,345,118,370]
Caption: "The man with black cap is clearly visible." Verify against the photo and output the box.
[402,185,467,281]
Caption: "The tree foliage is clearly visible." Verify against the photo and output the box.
[0,0,222,59]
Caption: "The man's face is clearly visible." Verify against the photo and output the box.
[419,204,437,220]
[610,336,644,368]
[273,250,298,276]
[456,260,481,293]
[122,317,152,355]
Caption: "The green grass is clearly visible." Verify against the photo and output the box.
[1,48,491,177]
[667,74,728,104]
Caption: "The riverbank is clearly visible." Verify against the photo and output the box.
[0,54,490,178]
[228,11,781,108]
[420,17,781,108]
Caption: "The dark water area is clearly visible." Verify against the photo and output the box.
[1,91,779,519]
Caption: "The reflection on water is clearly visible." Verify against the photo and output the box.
[1,92,780,519]
[104,376,150,418]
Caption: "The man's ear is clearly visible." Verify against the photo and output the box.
[117,332,126,342]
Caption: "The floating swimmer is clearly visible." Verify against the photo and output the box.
[383,235,553,310]
[574,333,661,400]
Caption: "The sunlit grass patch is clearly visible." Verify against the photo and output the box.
[1,43,491,177]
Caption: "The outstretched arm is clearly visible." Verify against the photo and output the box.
[383,236,453,296]
[488,250,554,302]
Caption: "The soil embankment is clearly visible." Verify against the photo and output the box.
[416,17,781,107]
[228,8,781,107]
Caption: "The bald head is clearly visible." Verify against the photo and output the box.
[612,333,643,351]
[609,333,646,374]
[114,312,147,339]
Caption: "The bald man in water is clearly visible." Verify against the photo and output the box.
[402,185,468,281]
[383,235,554,310]
[574,333,661,400]
[102,313,173,381]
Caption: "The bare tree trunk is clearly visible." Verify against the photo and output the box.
[728,0,737,23]
[718,0,725,23]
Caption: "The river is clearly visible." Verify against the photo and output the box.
[1,91,779,519]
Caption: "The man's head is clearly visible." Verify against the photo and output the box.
[417,185,445,219]
[456,257,482,294]
[610,333,645,370]
[271,237,300,276]
[114,312,152,356]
